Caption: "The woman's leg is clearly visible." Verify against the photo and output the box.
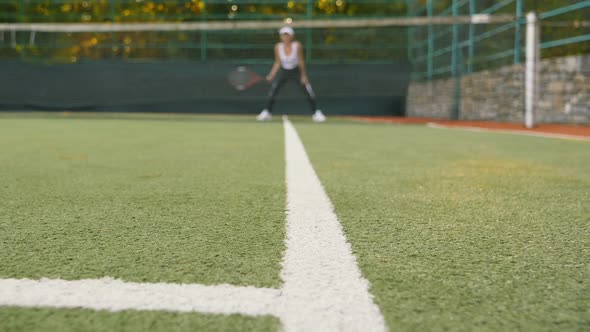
[290,67,318,113]
[265,69,289,112]
[300,82,318,113]
[265,67,319,114]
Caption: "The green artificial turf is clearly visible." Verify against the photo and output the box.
[296,122,589,332]
[0,114,285,287]
[0,307,279,332]
[2,113,588,332]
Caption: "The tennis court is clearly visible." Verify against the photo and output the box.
[1,0,590,331]
[0,112,588,331]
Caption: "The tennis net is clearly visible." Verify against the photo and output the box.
[0,18,422,114]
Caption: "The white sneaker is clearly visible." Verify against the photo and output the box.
[312,110,326,123]
[256,109,272,121]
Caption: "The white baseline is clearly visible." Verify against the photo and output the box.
[0,118,387,332]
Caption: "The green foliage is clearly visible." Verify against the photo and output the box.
[0,0,412,61]
[0,1,587,68]
[0,0,410,23]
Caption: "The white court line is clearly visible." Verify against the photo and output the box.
[279,118,386,332]
[427,122,590,142]
[0,119,387,332]
[0,277,280,316]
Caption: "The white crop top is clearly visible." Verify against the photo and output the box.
[278,42,299,70]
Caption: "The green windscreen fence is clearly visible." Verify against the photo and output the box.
[0,0,412,116]
[0,60,409,115]
[0,23,410,115]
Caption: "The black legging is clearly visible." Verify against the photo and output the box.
[265,67,317,113]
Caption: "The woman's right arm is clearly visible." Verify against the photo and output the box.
[266,44,281,82]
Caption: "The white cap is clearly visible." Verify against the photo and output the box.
[279,26,294,36]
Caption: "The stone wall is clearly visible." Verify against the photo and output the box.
[407,54,590,124]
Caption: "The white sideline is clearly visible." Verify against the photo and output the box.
[279,118,386,332]
[0,119,387,332]
[427,122,590,142]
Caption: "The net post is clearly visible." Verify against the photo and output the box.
[427,0,433,79]
[451,0,461,120]
[406,0,413,66]
[525,11,539,129]
[18,0,25,58]
[110,0,117,58]
[11,29,16,48]
[109,0,116,21]
[467,0,476,74]
[306,0,312,62]
[201,1,207,62]
[514,0,523,64]
[28,30,35,46]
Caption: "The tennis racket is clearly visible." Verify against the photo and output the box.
[228,66,266,91]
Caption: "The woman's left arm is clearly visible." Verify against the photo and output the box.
[297,43,309,85]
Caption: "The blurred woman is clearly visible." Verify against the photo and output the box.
[257,26,326,122]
